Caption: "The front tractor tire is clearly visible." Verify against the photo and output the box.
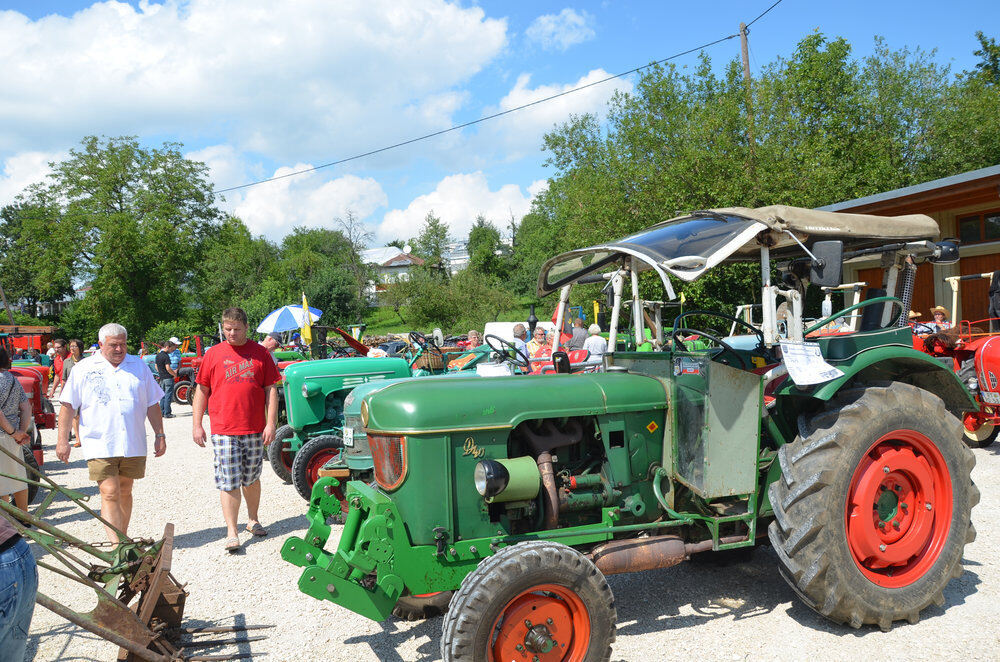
[392,591,454,621]
[963,420,999,448]
[266,424,295,484]
[441,540,616,662]
[769,382,979,631]
[291,434,343,501]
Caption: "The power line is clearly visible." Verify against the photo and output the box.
[746,0,784,29]
[215,2,784,195]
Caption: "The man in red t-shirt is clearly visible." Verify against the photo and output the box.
[193,307,280,552]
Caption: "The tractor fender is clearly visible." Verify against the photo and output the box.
[363,372,667,434]
[780,347,974,419]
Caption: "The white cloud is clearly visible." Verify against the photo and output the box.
[0,150,66,206]
[463,69,632,165]
[191,145,388,238]
[0,1,507,162]
[378,172,540,242]
[232,168,388,239]
[525,8,595,51]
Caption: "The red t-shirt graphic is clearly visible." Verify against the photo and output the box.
[196,341,280,435]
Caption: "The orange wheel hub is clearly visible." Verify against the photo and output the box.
[489,584,590,662]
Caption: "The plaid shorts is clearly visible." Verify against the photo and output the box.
[210,434,264,491]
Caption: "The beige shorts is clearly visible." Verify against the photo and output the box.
[88,456,147,482]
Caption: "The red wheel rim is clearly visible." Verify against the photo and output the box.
[305,449,347,512]
[488,583,590,662]
[280,443,294,472]
[175,383,189,401]
[845,429,952,588]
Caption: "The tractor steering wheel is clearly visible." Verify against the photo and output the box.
[672,309,765,352]
[671,328,749,370]
[409,331,443,357]
[484,334,531,369]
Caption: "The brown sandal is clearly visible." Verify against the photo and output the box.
[224,536,241,552]
[246,522,268,537]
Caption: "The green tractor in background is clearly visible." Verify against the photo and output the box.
[273,334,494,499]
[284,206,979,660]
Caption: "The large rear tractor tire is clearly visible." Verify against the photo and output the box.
[392,591,454,621]
[266,425,295,484]
[291,434,343,501]
[768,382,978,631]
[441,540,616,662]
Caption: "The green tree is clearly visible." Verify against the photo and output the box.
[0,201,77,317]
[412,211,450,275]
[195,216,281,321]
[22,136,222,339]
[467,215,506,279]
[972,31,1000,84]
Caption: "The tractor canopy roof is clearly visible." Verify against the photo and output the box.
[537,205,939,296]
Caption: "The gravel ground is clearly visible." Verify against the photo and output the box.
[22,404,1000,661]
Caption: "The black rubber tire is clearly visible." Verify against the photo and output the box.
[266,425,295,484]
[963,422,999,448]
[440,540,616,662]
[21,445,39,505]
[392,591,454,621]
[768,382,979,631]
[290,434,343,501]
[172,380,191,405]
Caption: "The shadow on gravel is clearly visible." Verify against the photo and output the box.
[174,613,267,660]
[784,565,981,635]
[612,546,792,637]
[172,514,306,549]
[26,619,108,661]
[344,616,443,661]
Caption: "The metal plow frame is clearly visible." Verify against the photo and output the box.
[0,444,269,661]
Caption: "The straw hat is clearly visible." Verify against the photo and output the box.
[908,310,921,320]
[930,305,949,319]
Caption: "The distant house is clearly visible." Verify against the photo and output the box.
[361,246,426,302]
[24,285,90,317]
[443,241,469,274]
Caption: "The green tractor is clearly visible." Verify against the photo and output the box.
[283,206,979,659]
[274,334,493,499]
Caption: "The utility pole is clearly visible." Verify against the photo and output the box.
[740,22,757,191]
[0,283,15,326]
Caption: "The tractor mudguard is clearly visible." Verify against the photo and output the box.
[776,346,975,417]
[362,372,667,434]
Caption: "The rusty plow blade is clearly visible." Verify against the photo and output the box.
[0,444,270,661]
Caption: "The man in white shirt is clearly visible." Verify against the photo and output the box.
[56,323,167,543]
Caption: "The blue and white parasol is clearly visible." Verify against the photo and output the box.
[255,305,323,333]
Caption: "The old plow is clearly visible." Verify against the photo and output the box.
[0,444,270,661]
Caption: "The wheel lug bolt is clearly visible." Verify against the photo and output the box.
[893,485,901,492]
[878,522,886,530]
[547,618,554,625]
[879,485,886,491]
[926,503,932,510]
[901,503,908,510]
[879,544,887,552]
[515,644,524,651]
[524,620,532,627]
[893,521,900,530]
[883,466,890,474]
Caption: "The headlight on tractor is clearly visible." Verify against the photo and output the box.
[368,433,406,489]
[967,377,979,393]
[474,457,541,503]
[360,400,370,427]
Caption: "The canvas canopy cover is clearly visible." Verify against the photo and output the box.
[537,205,939,297]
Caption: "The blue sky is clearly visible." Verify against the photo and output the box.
[0,1,996,245]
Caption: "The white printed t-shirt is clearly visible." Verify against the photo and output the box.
[60,353,164,460]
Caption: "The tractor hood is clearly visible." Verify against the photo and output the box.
[362,372,667,434]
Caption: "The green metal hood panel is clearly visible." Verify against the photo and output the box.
[364,372,667,433]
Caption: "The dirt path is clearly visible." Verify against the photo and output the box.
[23,404,1000,661]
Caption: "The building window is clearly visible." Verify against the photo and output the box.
[958,209,1000,245]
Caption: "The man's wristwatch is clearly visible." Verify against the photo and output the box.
[155,433,166,439]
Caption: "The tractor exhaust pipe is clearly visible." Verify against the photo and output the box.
[588,535,748,576]
[537,452,559,529]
